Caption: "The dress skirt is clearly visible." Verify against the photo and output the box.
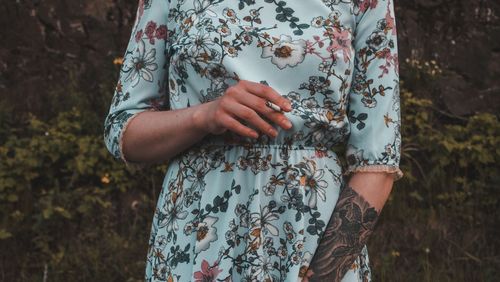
[144,140,372,281]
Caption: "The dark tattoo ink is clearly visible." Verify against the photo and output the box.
[303,185,380,282]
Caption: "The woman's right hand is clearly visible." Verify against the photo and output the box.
[193,80,294,139]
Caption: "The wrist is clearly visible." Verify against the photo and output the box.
[191,102,212,134]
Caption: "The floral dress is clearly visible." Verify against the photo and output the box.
[103,0,404,281]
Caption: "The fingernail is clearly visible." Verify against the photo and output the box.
[269,128,278,137]
[284,120,292,128]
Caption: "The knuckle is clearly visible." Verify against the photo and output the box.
[225,85,238,97]
[218,97,231,109]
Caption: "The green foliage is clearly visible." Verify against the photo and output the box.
[0,107,167,281]
[368,86,500,282]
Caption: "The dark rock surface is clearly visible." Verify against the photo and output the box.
[1,0,498,117]
[395,0,500,115]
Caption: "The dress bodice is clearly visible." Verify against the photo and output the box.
[164,1,358,149]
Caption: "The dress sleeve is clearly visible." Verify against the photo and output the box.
[103,0,171,166]
[344,0,404,181]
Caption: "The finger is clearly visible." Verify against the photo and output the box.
[228,102,279,138]
[239,80,292,112]
[219,114,260,139]
[235,93,293,130]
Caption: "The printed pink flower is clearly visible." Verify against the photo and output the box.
[145,21,158,43]
[385,1,397,35]
[193,259,223,282]
[359,0,378,13]
[326,28,352,63]
[155,25,168,40]
[377,48,399,78]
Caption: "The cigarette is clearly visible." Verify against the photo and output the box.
[265,100,283,112]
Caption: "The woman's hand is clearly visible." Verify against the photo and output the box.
[193,80,294,139]
[303,172,395,282]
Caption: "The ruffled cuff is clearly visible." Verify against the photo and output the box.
[343,164,404,181]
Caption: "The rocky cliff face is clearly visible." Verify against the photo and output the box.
[1,0,498,117]
[396,0,500,115]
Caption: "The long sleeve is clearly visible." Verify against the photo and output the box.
[103,0,171,165]
[344,0,404,181]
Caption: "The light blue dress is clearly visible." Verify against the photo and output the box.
[103,0,404,281]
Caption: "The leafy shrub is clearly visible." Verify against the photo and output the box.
[0,108,167,281]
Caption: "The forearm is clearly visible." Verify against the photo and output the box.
[348,172,394,212]
[304,172,394,282]
[121,102,213,164]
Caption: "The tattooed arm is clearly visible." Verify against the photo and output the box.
[304,172,394,282]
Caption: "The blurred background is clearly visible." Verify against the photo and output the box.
[0,0,499,281]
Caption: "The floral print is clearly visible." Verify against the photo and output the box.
[103,0,403,281]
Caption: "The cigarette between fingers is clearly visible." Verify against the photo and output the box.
[265,100,283,112]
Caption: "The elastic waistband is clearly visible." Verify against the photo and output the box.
[196,134,345,153]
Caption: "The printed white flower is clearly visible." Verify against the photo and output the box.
[262,182,277,196]
[361,95,377,108]
[195,216,219,254]
[123,39,158,87]
[291,253,301,265]
[184,222,194,235]
[251,205,280,236]
[154,235,169,250]
[306,109,346,143]
[311,16,324,27]
[277,246,288,258]
[222,8,239,24]
[159,199,188,233]
[240,32,253,45]
[223,44,238,57]
[328,9,342,21]
[261,35,307,69]
[249,8,260,17]
[318,61,333,73]
[252,256,274,279]
[301,97,319,110]
[293,239,305,252]
[186,160,210,191]
[367,30,389,51]
[187,32,215,57]
[193,0,217,18]
[217,24,232,37]
[296,159,328,208]
[284,168,300,188]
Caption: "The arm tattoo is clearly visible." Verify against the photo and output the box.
[304,185,380,282]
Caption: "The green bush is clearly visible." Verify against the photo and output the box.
[0,108,167,281]
[368,82,500,280]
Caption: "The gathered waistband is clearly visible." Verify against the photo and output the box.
[194,133,347,153]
